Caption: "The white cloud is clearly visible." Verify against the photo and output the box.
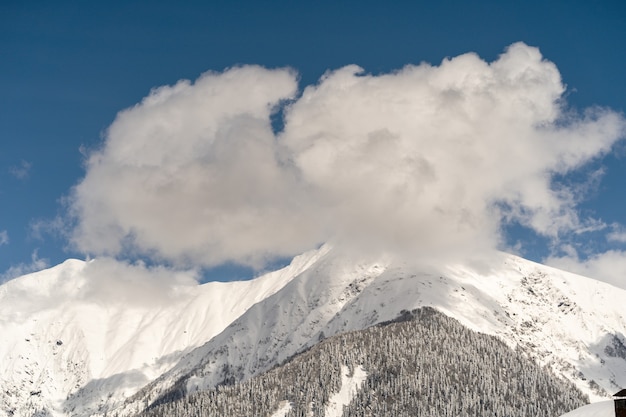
[67,43,626,270]
[9,160,32,180]
[0,257,198,314]
[545,250,626,289]
[280,43,623,258]
[607,223,626,243]
[78,258,197,307]
[69,66,323,268]
[0,250,49,283]
[0,230,8,246]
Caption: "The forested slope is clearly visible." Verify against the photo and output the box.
[138,307,587,417]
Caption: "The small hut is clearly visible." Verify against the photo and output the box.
[615,389,626,417]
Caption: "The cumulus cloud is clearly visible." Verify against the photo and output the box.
[0,230,8,246]
[67,43,626,270]
[545,250,626,289]
[78,258,197,306]
[280,44,623,258]
[1,258,197,315]
[69,66,323,268]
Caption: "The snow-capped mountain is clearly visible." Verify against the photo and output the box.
[0,249,323,417]
[140,306,587,417]
[2,244,626,416]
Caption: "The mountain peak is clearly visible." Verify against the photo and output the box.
[2,247,626,416]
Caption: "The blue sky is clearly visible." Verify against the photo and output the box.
[1,0,625,284]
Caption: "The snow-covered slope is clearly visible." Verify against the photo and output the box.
[560,401,615,417]
[2,244,626,416]
[323,365,366,417]
[0,248,326,417]
[128,246,626,412]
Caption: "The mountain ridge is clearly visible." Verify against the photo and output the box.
[1,245,625,416]
[141,307,588,417]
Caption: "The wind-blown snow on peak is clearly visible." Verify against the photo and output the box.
[0,259,86,314]
[129,248,626,411]
[2,245,626,416]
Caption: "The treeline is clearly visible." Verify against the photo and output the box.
[136,307,587,417]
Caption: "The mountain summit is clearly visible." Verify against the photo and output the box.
[2,245,625,416]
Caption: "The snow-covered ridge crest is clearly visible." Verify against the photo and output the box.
[0,246,328,417]
[133,248,626,409]
[2,244,626,416]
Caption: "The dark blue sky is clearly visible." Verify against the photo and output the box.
[1,0,625,282]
